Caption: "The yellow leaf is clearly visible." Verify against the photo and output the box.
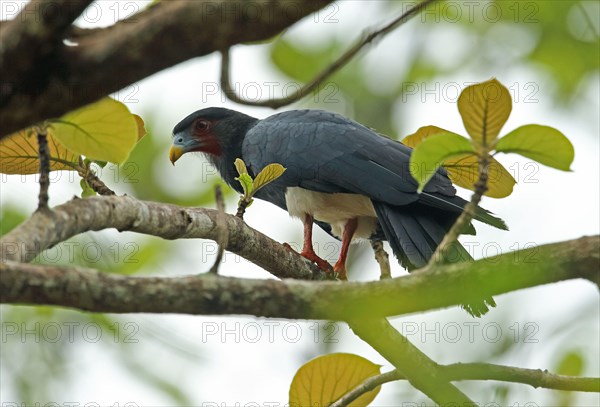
[0,128,78,174]
[458,78,512,148]
[133,114,147,141]
[49,98,138,164]
[444,153,515,198]
[253,163,286,192]
[289,353,381,407]
[402,125,449,148]
[234,158,248,175]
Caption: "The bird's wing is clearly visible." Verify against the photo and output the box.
[242,109,456,208]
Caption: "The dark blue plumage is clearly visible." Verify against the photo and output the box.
[170,107,507,316]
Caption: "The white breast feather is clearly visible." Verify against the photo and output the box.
[285,187,378,240]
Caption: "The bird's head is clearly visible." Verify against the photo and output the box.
[169,107,257,165]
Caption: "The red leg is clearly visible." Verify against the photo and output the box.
[284,214,331,272]
[333,218,358,280]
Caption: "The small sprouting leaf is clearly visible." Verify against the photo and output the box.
[133,114,147,141]
[49,97,138,164]
[410,132,475,192]
[235,173,254,197]
[80,179,97,198]
[253,163,286,192]
[0,128,79,174]
[234,158,248,176]
[289,353,381,407]
[403,126,515,198]
[458,78,512,148]
[444,153,516,198]
[496,124,574,171]
[92,160,108,168]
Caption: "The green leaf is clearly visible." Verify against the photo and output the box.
[253,163,286,192]
[235,173,254,197]
[404,126,515,198]
[0,128,79,174]
[234,158,248,176]
[458,78,512,148]
[289,353,381,407]
[496,124,574,171]
[409,132,475,192]
[49,97,138,164]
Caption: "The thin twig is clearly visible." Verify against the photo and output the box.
[370,239,391,280]
[330,370,402,407]
[235,198,251,219]
[36,129,50,211]
[209,185,228,274]
[76,157,116,196]
[428,153,490,266]
[220,0,439,108]
[331,363,600,405]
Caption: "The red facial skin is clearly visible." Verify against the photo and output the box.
[190,118,222,156]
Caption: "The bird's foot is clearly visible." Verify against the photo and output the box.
[333,262,348,281]
[283,243,334,274]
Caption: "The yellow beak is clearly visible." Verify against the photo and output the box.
[169,145,184,165]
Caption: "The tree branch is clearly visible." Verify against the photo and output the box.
[1,195,597,320]
[220,0,438,108]
[0,0,333,138]
[0,195,326,280]
[0,0,94,101]
[331,363,600,406]
[349,318,473,405]
[36,130,50,211]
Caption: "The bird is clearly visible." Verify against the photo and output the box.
[169,108,508,316]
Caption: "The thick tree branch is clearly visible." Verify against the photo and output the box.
[0,195,325,280]
[220,0,438,108]
[0,0,94,96]
[0,0,333,138]
[1,195,597,319]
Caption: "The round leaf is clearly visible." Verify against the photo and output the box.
[409,132,475,192]
[289,353,381,407]
[496,124,574,171]
[49,98,138,164]
[0,128,78,174]
[458,78,512,147]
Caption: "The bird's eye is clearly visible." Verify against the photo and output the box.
[194,119,209,132]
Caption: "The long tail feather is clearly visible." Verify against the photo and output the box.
[373,201,496,317]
